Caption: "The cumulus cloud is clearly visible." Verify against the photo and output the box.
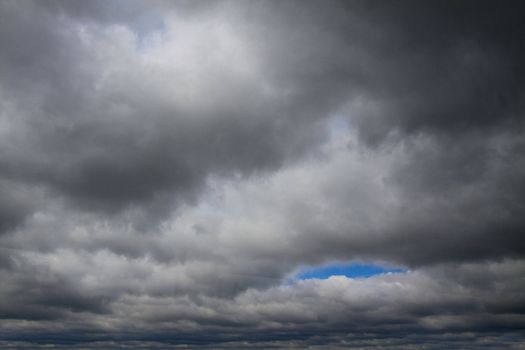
[1,0,524,348]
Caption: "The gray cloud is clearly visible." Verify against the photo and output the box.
[1,260,524,347]
[1,0,524,348]
[0,0,328,220]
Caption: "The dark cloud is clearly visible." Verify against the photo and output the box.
[1,0,525,348]
[0,0,328,219]
[227,0,525,143]
[346,0,525,143]
[0,196,26,236]
[1,261,524,348]
[0,265,110,321]
[0,181,35,236]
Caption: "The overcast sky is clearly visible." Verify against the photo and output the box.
[1,0,525,349]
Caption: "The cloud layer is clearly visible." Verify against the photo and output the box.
[1,0,524,348]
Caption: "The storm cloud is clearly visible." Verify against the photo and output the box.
[1,0,524,348]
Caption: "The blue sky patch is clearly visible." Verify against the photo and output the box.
[296,263,406,280]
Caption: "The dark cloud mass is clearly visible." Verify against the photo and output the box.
[1,0,524,348]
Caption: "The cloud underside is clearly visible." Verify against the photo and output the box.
[1,0,524,348]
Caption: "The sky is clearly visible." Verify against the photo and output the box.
[295,263,406,280]
[0,0,524,348]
